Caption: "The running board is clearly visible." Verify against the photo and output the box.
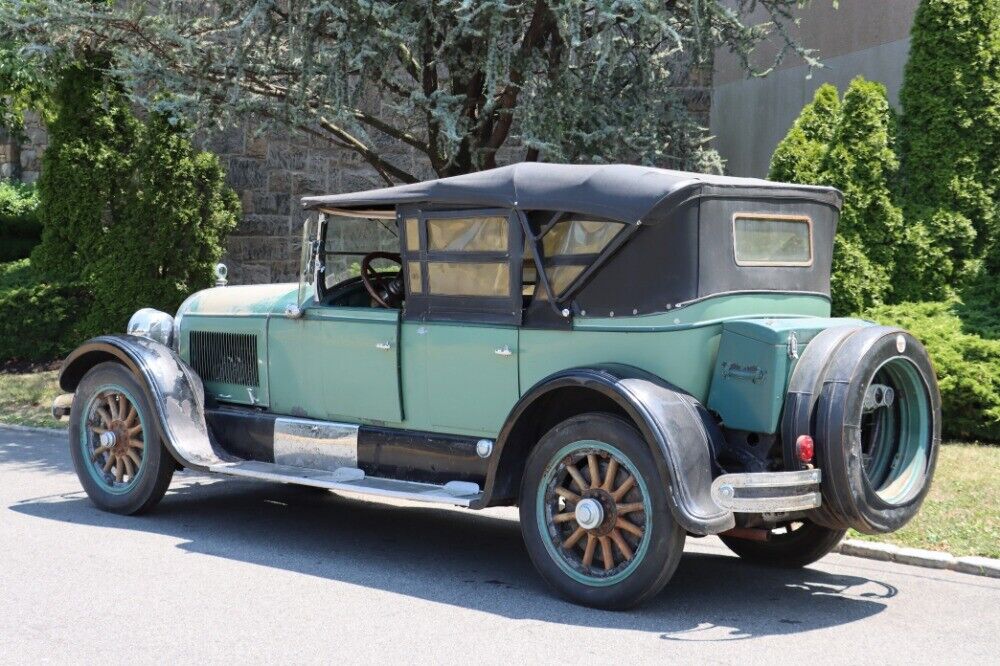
[208,461,483,507]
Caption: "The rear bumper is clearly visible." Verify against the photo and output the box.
[711,469,821,513]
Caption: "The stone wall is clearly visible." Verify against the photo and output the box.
[202,122,428,285]
[0,113,435,284]
[0,112,45,182]
[0,128,16,180]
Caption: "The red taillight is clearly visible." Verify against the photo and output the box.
[796,435,815,463]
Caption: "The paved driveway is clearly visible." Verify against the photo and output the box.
[1,426,997,664]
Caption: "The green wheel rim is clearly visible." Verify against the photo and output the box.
[536,440,652,587]
[79,384,148,494]
[859,357,932,506]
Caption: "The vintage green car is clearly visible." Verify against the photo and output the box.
[54,163,941,609]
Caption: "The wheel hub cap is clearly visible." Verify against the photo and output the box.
[575,498,604,530]
[99,431,116,448]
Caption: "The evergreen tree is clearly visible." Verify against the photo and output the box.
[899,0,1000,296]
[83,112,239,332]
[31,61,239,334]
[769,79,906,315]
[820,78,905,312]
[768,83,840,183]
[31,56,137,279]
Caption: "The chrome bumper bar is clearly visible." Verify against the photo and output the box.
[711,469,822,513]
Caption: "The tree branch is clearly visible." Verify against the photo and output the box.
[482,0,553,166]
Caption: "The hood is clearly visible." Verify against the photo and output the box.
[175,283,299,318]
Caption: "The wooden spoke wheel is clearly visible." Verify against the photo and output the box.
[69,362,175,515]
[520,414,685,609]
[541,446,650,580]
[83,388,147,491]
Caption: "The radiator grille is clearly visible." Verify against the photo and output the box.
[189,331,260,388]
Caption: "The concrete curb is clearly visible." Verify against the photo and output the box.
[835,539,1000,579]
[0,423,67,434]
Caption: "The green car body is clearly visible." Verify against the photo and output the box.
[176,286,847,438]
[56,163,941,609]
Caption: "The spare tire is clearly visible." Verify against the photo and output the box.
[781,325,863,474]
[806,326,941,534]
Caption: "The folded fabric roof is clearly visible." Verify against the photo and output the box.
[301,162,841,223]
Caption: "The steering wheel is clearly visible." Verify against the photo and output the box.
[360,251,404,309]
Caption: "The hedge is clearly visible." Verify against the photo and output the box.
[865,301,1000,443]
[0,181,41,262]
[0,259,91,362]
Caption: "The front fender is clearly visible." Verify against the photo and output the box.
[60,335,229,471]
[485,364,735,535]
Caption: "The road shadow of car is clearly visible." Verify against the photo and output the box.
[10,473,897,639]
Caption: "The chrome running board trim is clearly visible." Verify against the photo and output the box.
[273,417,359,471]
[711,468,822,513]
[209,461,483,507]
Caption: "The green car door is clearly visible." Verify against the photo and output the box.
[268,305,402,423]
[399,207,523,436]
[421,321,518,435]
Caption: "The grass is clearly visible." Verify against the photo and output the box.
[0,369,63,428]
[0,369,997,557]
[850,443,999,558]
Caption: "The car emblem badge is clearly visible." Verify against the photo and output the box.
[896,334,906,353]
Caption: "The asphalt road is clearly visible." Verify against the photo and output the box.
[1,426,997,664]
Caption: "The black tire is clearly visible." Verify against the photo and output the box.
[519,413,685,610]
[813,327,941,534]
[781,325,861,474]
[720,521,846,568]
[69,362,175,515]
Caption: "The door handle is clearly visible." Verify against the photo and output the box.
[494,345,513,357]
[376,341,392,351]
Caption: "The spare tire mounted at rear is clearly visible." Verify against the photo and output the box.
[784,326,941,534]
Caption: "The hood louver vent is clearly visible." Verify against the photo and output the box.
[189,331,260,388]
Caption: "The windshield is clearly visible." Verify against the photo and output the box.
[297,215,318,305]
[323,215,399,289]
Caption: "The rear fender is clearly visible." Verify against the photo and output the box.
[485,364,735,535]
[60,335,229,471]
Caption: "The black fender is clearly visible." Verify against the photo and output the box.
[480,364,735,535]
[59,335,230,471]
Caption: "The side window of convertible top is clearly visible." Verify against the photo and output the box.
[539,217,624,295]
[406,214,513,299]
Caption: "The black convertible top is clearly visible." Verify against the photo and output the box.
[301,163,841,223]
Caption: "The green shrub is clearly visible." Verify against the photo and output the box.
[0,180,41,261]
[82,112,239,333]
[957,272,1000,339]
[0,259,91,362]
[770,79,906,315]
[866,301,1000,443]
[768,83,840,184]
[31,57,138,281]
[899,0,1000,296]
[29,58,239,339]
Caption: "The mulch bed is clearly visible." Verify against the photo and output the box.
[0,359,62,373]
